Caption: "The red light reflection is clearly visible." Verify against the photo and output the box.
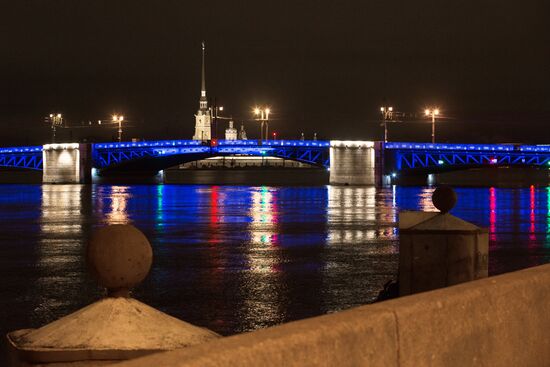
[489,187,496,242]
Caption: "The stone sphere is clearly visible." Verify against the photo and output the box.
[87,224,152,294]
[432,186,457,213]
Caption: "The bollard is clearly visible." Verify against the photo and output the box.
[399,186,488,296]
[7,224,220,366]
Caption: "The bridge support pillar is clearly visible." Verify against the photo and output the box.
[42,143,92,184]
[329,141,379,185]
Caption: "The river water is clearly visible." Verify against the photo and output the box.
[1,184,549,355]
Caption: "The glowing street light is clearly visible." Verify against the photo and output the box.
[425,108,440,143]
[47,113,63,143]
[254,106,271,141]
[380,106,394,143]
[112,114,124,142]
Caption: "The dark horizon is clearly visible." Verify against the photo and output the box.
[1,1,549,146]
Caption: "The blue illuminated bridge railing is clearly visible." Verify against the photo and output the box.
[2,141,550,173]
[384,142,550,172]
[92,140,331,169]
[0,146,43,170]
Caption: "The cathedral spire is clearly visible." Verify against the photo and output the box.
[199,41,207,110]
[193,41,211,140]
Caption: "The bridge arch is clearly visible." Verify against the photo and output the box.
[92,140,330,174]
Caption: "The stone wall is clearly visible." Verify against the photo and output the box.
[42,143,91,184]
[42,143,80,183]
[329,141,377,185]
[114,263,550,367]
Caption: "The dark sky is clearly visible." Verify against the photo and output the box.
[1,1,549,145]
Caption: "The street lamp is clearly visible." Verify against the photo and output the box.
[211,105,224,139]
[112,114,124,142]
[380,106,394,143]
[254,107,271,141]
[47,113,63,143]
[424,108,440,143]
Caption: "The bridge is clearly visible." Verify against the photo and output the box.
[384,142,550,174]
[1,140,550,184]
[93,140,331,172]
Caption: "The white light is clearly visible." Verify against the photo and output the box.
[219,106,224,111]
[391,172,397,178]
[43,143,79,150]
[380,107,385,112]
[434,109,440,116]
[330,140,374,148]
[58,150,74,165]
[425,109,431,116]
[388,107,393,112]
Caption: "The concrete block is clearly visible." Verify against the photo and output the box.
[113,306,399,367]
[110,264,550,367]
[390,264,550,366]
[399,212,488,296]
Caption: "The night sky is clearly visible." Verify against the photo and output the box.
[1,1,549,145]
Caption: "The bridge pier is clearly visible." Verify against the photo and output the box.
[42,143,92,184]
[329,141,382,185]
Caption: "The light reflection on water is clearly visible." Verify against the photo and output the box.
[1,183,550,354]
[104,186,131,225]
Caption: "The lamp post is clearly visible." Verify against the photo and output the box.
[424,108,440,143]
[380,106,394,143]
[112,114,124,142]
[254,107,271,141]
[48,113,63,143]
[211,105,224,139]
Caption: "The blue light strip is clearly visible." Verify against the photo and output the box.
[519,145,550,153]
[155,147,210,155]
[1,141,550,152]
[263,140,330,147]
[0,146,43,154]
[216,147,274,154]
[218,139,330,147]
[94,140,203,149]
[94,140,331,150]
[384,142,517,152]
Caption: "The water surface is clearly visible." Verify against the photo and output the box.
[0,184,549,355]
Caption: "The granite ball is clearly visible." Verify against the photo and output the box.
[432,186,457,213]
[87,224,152,295]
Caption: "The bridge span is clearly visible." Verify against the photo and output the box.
[1,140,550,184]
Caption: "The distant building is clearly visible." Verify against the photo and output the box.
[225,120,238,140]
[193,42,211,141]
[239,123,248,140]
